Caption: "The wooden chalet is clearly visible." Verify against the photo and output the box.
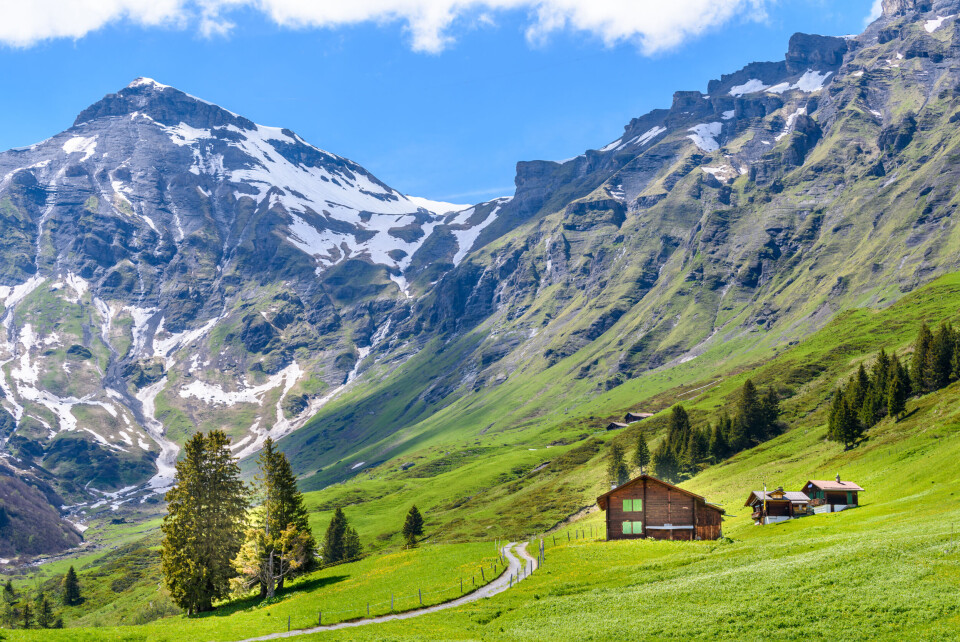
[605,421,629,431]
[803,475,863,513]
[625,412,654,423]
[597,474,724,541]
[744,487,810,525]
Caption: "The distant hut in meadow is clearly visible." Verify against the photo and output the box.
[802,475,863,513]
[605,421,629,431]
[624,412,654,423]
[597,474,724,541]
[744,487,810,525]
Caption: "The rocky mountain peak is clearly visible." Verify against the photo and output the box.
[73,77,255,130]
[882,0,931,16]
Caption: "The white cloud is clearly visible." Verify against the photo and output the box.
[865,0,883,25]
[0,0,771,54]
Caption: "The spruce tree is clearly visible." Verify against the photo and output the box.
[912,323,933,393]
[848,365,870,413]
[651,444,681,483]
[255,438,316,593]
[607,443,630,487]
[402,505,425,547]
[734,379,764,444]
[827,391,845,442]
[926,322,954,391]
[35,594,53,629]
[683,429,708,474]
[161,430,249,614]
[2,579,13,603]
[872,348,891,397]
[322,507,348,565]
[62,566,81,606]
[760,387,781,435]
[21,601,32,629]
[666,405,691,457]
[887,367,909,420]
[633,433,651,474]
[709,423,729,461]
[343,526,362,560]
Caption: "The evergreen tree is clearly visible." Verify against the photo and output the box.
[343,526,362,560]
[2,579,14,603]
[666,405,692,457]
[254,439,316,594]
[926,322,954,391]
[651,444,681,483]
[912,323,933,393]
[760,387,781,436]
[21,601,32,629]
[827,391,845,443]
[607,443,630,487]
[62,566,81,606]
[161,430,249,614]
[734,379,765,444]
[633,433,651,474]
[872,348,891,399]
[848,364,870,413]
[829,396,863,449]
[683,428,708,474]
[402,505,425,547]
[858,386,880,428]
[708,422,729,462]
[35,594,53,629]
[887,367,909,420]
[322,507,348,565]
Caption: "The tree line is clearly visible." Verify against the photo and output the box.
[0,566,80,630]
[828,321,958,449]
[607,379,781,485]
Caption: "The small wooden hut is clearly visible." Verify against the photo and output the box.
[597,474,724,541]
[744,487,810,525]
[802,475,863,513]
[625,412,654,423]
[605,421,629,431]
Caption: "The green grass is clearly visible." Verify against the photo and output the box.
[6,542,505,640]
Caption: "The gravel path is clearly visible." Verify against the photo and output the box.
[238,541,536,640]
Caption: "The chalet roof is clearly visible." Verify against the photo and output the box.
[744,491,810,507]
[625,412,654,420]
[606,422,629,430]
[597,474,725,514]
[805,480,864,492]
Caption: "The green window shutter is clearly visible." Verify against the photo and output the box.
[633,521,643,533]
[623,521,632,535]
[623,499,632,512]
[635,499,642,512]
[846,492,853,505]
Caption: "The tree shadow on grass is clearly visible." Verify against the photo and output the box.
[194,575,349,619]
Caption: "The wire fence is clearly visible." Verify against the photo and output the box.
[268,543,512,632]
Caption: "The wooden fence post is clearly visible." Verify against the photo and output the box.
[481,567,485,582]
[319,611,322,625]
[419,588,422,606]
[460,577,463,593]
[367,602,370,616]
[287,616,290,631]
[391,593,394,611]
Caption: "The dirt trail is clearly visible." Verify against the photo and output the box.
[239,541,537,641]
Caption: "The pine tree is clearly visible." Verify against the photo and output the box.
[607,443,630,487]
[827,391,845,442]
[255,438,316,594]
[872,348,891,398]
[926,322,954,391]
[760,387,781,436]
[343,526,362,560]
[858,386,880,428]
[666,405,692,457]
[21,601,32,629]
[2,579,14,603]
[651,444,681,483]
[35,594,53,629]
[402,505,425,547]
[633,433,650,474]
[848,364,870,413]
[734,379,764,444]
[912,323,933,393]
[322,507,348,565]
[829,396,863,450]
[62,566,81,606]
[887,367,909,420]
[683,429,708,474]
[161,430,249,614]
[708,422,729,461]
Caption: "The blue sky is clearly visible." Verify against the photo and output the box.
[0,1,879,204]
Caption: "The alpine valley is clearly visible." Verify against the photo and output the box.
[2,0,960,575]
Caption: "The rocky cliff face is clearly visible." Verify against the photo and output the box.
[7,1,960,554]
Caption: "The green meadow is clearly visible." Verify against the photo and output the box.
[8,274,960,639]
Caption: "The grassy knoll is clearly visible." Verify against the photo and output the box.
[6,542,504,640]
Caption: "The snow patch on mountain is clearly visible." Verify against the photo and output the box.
[687,123,723,152]
[62,136,98,162]
[729,78,769,96]
[405,195,470,215]
[451,198,511,266]
[925,16,953,32]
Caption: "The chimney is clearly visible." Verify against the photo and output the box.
[836,473,841,483]
[611,482,617,490]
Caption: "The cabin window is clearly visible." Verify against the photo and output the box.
[632,521,643,533]
[622,499,642,512]
[623,521,632,534]
[846,492,854,505]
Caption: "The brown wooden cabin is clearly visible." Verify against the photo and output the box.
[597,474,724,541]
[803,475,863,513]
[744,487,810,525]
[625,412,654,423]
[606,421,629,431]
